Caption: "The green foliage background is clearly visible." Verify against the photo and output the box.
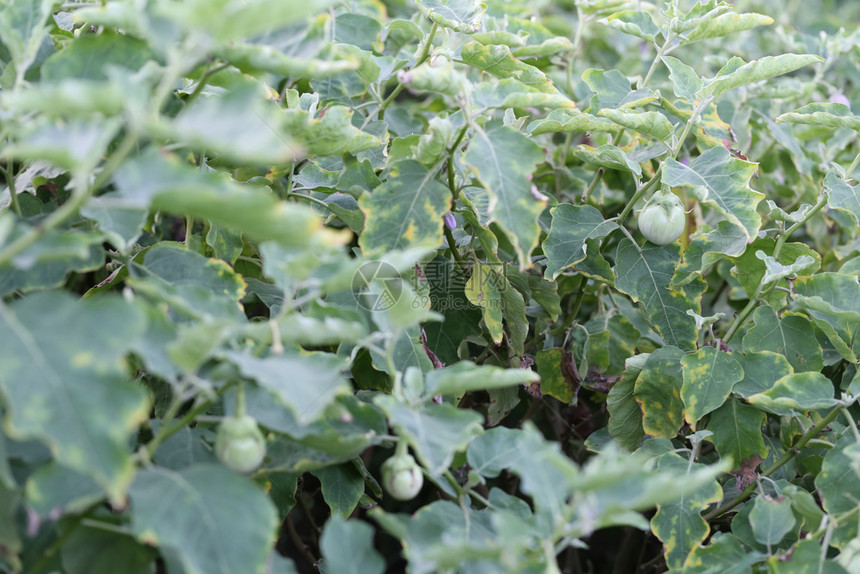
[2,0,860,572]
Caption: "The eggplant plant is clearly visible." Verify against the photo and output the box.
[1,0,860,572]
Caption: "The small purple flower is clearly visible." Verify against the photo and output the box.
[444,212,457,229]
[680,157,689,167]
[830,93,851,109]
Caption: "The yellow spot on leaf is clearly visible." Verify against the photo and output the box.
[71,352,93,367]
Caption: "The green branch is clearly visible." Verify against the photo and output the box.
[703,406,842,521]
[377,22,439,121]
[723,192,828,343]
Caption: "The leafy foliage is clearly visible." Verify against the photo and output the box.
[1,0,860,572]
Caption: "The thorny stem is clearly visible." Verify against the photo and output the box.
[703,406,842,521]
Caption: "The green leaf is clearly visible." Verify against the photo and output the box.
[424,361,539,397]
[599,108,676,142]
[584,313,641,375]
[162,83,302,165]
[816,437,860,548]
[706,398,767,468]
[374,397,483,474]
[128,243,246,321]
[224,351,350,425]
[732,351,793,398]
[700,54,822,100]
[741,306,824,373]
[465,263,504,343]
[650,451,723,568]
[41,34,151,82]
[462,123,547,270]
[312,464,366,518]
[607,354,648,451]
[662,146,763,239]
[582,68,655,111]
[747,372,837,416]
[466,426,521,478]
[25,463,101,519]
[0,229,105,296]
[416,0,486,33]
[370,501,504,571]
[748,494,796,546]
[472,79,575,110]
[731,239,820,301]
[614,240,705,351]
[0,293,148,504]
[217,43,358,80]
[527,108,621,135]
[777,102,860,130]
[358,160,451,257]
[61,525,156,574]
[634,346,685,438]
[792,273,860,363]
[156,0,341,43]
[681,532,764,574]
[536,347,576,404]
[542,204,618,280]
[461,42,559,94]
[681,347,744,426]
[319,517,385,574]
[824,172,860,225]
[679,11,772,45]
[662,56,703,103]
[112,150,344,248]
[599,11,660,42]
[6,117,121,174]
[129,465,277,574]
[0,0,54,80]
[281,99,381,157]
[670,220,748,287]
[755,251,816,285]
[571,144,642,177]
[793,272,860,323]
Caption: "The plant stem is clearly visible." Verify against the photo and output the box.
[185,62,230,105]
[842,406,860,442]
[144,382,235,458]
[548,276,587,336]
[285,191,331,209]
[703,406,842,521]
[845,146,860,180]
[378,22,438,121]
[444,225,466,267]
[615,167,663,225]
[443,469,466,498]
[722,192,828,343]
[0,161,21,216]
[638,33,675,90]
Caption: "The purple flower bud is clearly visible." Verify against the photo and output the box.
[444,212,456,229]
[680,157,689,167]
[830,93,851,108]
[530,184,548,202]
